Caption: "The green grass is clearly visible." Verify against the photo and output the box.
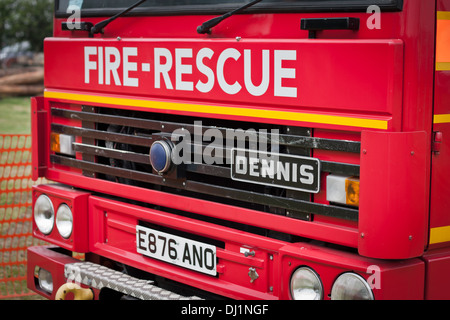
[0,97,32,134]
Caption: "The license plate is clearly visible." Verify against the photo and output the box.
[136,225,217,276]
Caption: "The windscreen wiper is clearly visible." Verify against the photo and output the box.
[197,0,262,34]
[90,0,147,36]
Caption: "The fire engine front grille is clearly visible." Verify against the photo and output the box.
[50,106,360,223]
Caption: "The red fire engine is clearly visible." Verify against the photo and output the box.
[28,0,450,300]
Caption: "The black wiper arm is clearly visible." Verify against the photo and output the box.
[197,0,262,34]
[90,0,147,36]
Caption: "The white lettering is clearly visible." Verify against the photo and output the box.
[98,47,104,85]
[235,155,247,175]
[105,47,121,86]
[249,157,259,177]
[195,48,215,93]
[217,48,242,95]
[260,159,275,179]
[225,305,269,317]
[292,163,297,182]
[175,48,193,91]
[142,63,151,72]
[277,161,290,181]
[181,304,216,317]
[274,50,297,98]
[154,48,173,89]
[84,46,97,84]
[244,49,270,96]
[83,46,299,98]
[300,165,314,184]
[123,47,139,87]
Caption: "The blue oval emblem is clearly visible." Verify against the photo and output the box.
[150,140,172,173]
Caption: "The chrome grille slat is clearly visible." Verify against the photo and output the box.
[74,141,359,177]
[73,143,150,165]
[51,108,361,153]
[52,123,152,147]
[50,107,361,222]
[51,154,358,221]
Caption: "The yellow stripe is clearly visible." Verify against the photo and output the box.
[436,62,450,71]
[434,114,450,124]
[430,226,450,244]
[437,11,450,20]
[44,90,388,130]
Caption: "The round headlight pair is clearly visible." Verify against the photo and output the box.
[34,195,73,239]
[290,267,374,300]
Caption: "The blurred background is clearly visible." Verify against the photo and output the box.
[0,0,52,299]
[1,0,52,103]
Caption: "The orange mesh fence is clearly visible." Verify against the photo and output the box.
[0,135,47,299]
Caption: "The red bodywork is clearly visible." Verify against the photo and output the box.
[27,0,450,300]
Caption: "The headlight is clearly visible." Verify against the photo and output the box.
[331,272,374,300]
[290,267,323,300]
[56,203,73,239]
[34,195,54,235]
[38,267,54,294]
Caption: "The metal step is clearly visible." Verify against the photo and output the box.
[64,261,203,300]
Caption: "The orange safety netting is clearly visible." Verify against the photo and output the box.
[0,135,46,299]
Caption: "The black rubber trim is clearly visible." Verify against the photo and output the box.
[55,0,403,18]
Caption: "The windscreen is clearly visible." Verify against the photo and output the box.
[56,0,402,16]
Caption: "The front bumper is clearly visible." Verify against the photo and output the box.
[28,184,426,300]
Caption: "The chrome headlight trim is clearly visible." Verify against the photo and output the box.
[331,272,375,300]
[56,203,73,239]
[34,194,55,235]
[289,266,323,300]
